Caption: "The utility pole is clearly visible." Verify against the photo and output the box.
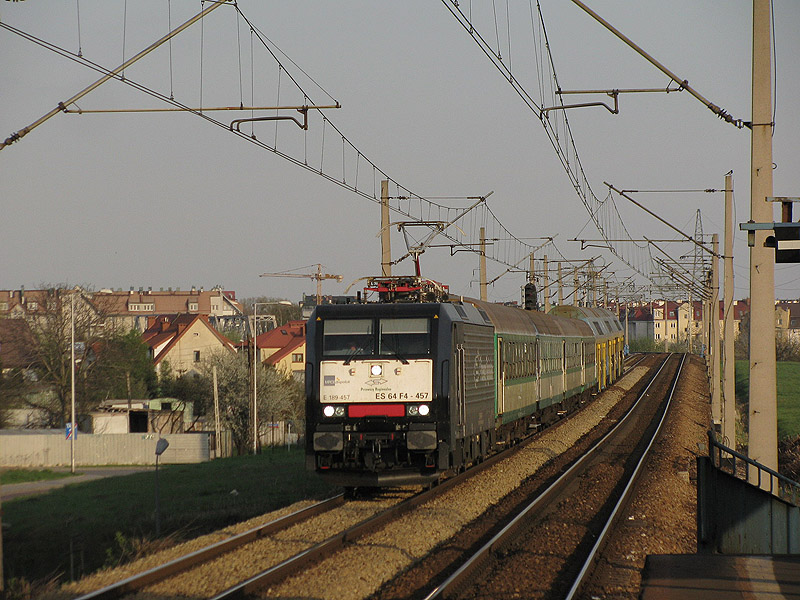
[251,312,258,455]
[213,365,221,457]
[480,227,488,301]
[711,234,721,427]
[558,262,564,305]
[70,290,76,474]
[573,268,579,306]
[749,0,776,472]
[687,288,693,354]
[381,180,391,277]
[543,255,550,313]
[723,172,736,446]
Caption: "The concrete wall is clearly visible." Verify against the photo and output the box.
[698,456,800,554]
[0,432,212,467]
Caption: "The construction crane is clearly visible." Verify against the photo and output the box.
[260,264,343,304]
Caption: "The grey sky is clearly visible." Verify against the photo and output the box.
[2,1,799,304]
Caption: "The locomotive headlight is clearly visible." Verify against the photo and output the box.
[334,405,346,417]
[370,364,383,377]
[323,405,335,417]
[407,404,430,417]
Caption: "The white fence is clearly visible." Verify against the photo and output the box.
[0,431,213,467]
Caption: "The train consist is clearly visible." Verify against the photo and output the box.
[305,277,624,487]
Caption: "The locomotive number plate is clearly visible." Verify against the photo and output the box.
[320,359,433,403]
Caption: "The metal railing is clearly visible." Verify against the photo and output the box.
[707,430,800,506]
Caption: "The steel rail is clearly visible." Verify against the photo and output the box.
[565,352,686,599]
[421,353,674,600]
[209,386,601,600]
[74,494,346,600]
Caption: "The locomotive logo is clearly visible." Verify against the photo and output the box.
[362,378,388,386]
[323,375,336,386]
[474,354,493,384]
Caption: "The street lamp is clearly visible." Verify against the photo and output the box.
[251,301,292,454]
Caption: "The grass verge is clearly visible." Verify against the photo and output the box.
[1,469,79,485]
[2,448,338,586]
[735,360,800,439]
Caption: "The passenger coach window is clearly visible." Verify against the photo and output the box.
[379,318,430,356]
[323,319,374,356]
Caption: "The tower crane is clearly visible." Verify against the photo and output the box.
[259,264,343,304]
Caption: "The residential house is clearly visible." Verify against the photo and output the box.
[94,286,244,333]
[255,319,307,381]
[0,286,243,337]
[775,300,800,341]
[0,287,102,330]
[143,313,236,377]
[718,299,750,340]
[652,301,681,343]
[619,304,654,342]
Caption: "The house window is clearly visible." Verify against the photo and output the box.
[189,302,199,311]
[27,301,37,311]
[194,351,201,362]
[292,353,303,363]
[0,302,7,311]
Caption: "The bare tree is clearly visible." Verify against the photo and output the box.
[201,349,303,454]
[23,286,115,426]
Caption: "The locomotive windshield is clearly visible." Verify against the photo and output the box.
[321,317,431,358]
[322,319,374,356]
[379,318,430,356]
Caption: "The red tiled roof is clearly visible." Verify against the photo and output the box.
[264,335,305,366]
[255,320,306,350]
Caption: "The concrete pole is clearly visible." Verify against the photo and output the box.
[558,262,564,305]
[702,281,709,361]
[748,0,777,472]
[480,227,488,301]
[711,234,721,427]
[70,291,76,474]
[213,365,221,456]
[723,173,736,446]
[625,302,630,352]
[252,311,258,454]
[573,267,579,307]
[687,290,693,353]
[381,180,391,277]
[543,255,551,313]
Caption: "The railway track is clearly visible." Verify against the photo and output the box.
[73,495,349,599]
[205,395,620,600]
[229,356,658,599]
[72,397,580,599]
[419,352,685,600]
[70,355,662,600]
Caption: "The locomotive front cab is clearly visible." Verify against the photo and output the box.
[306,305,444,486]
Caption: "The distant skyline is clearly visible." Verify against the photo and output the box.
[3,1,799,304]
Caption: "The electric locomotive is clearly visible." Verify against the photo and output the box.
[305,277,624,488]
